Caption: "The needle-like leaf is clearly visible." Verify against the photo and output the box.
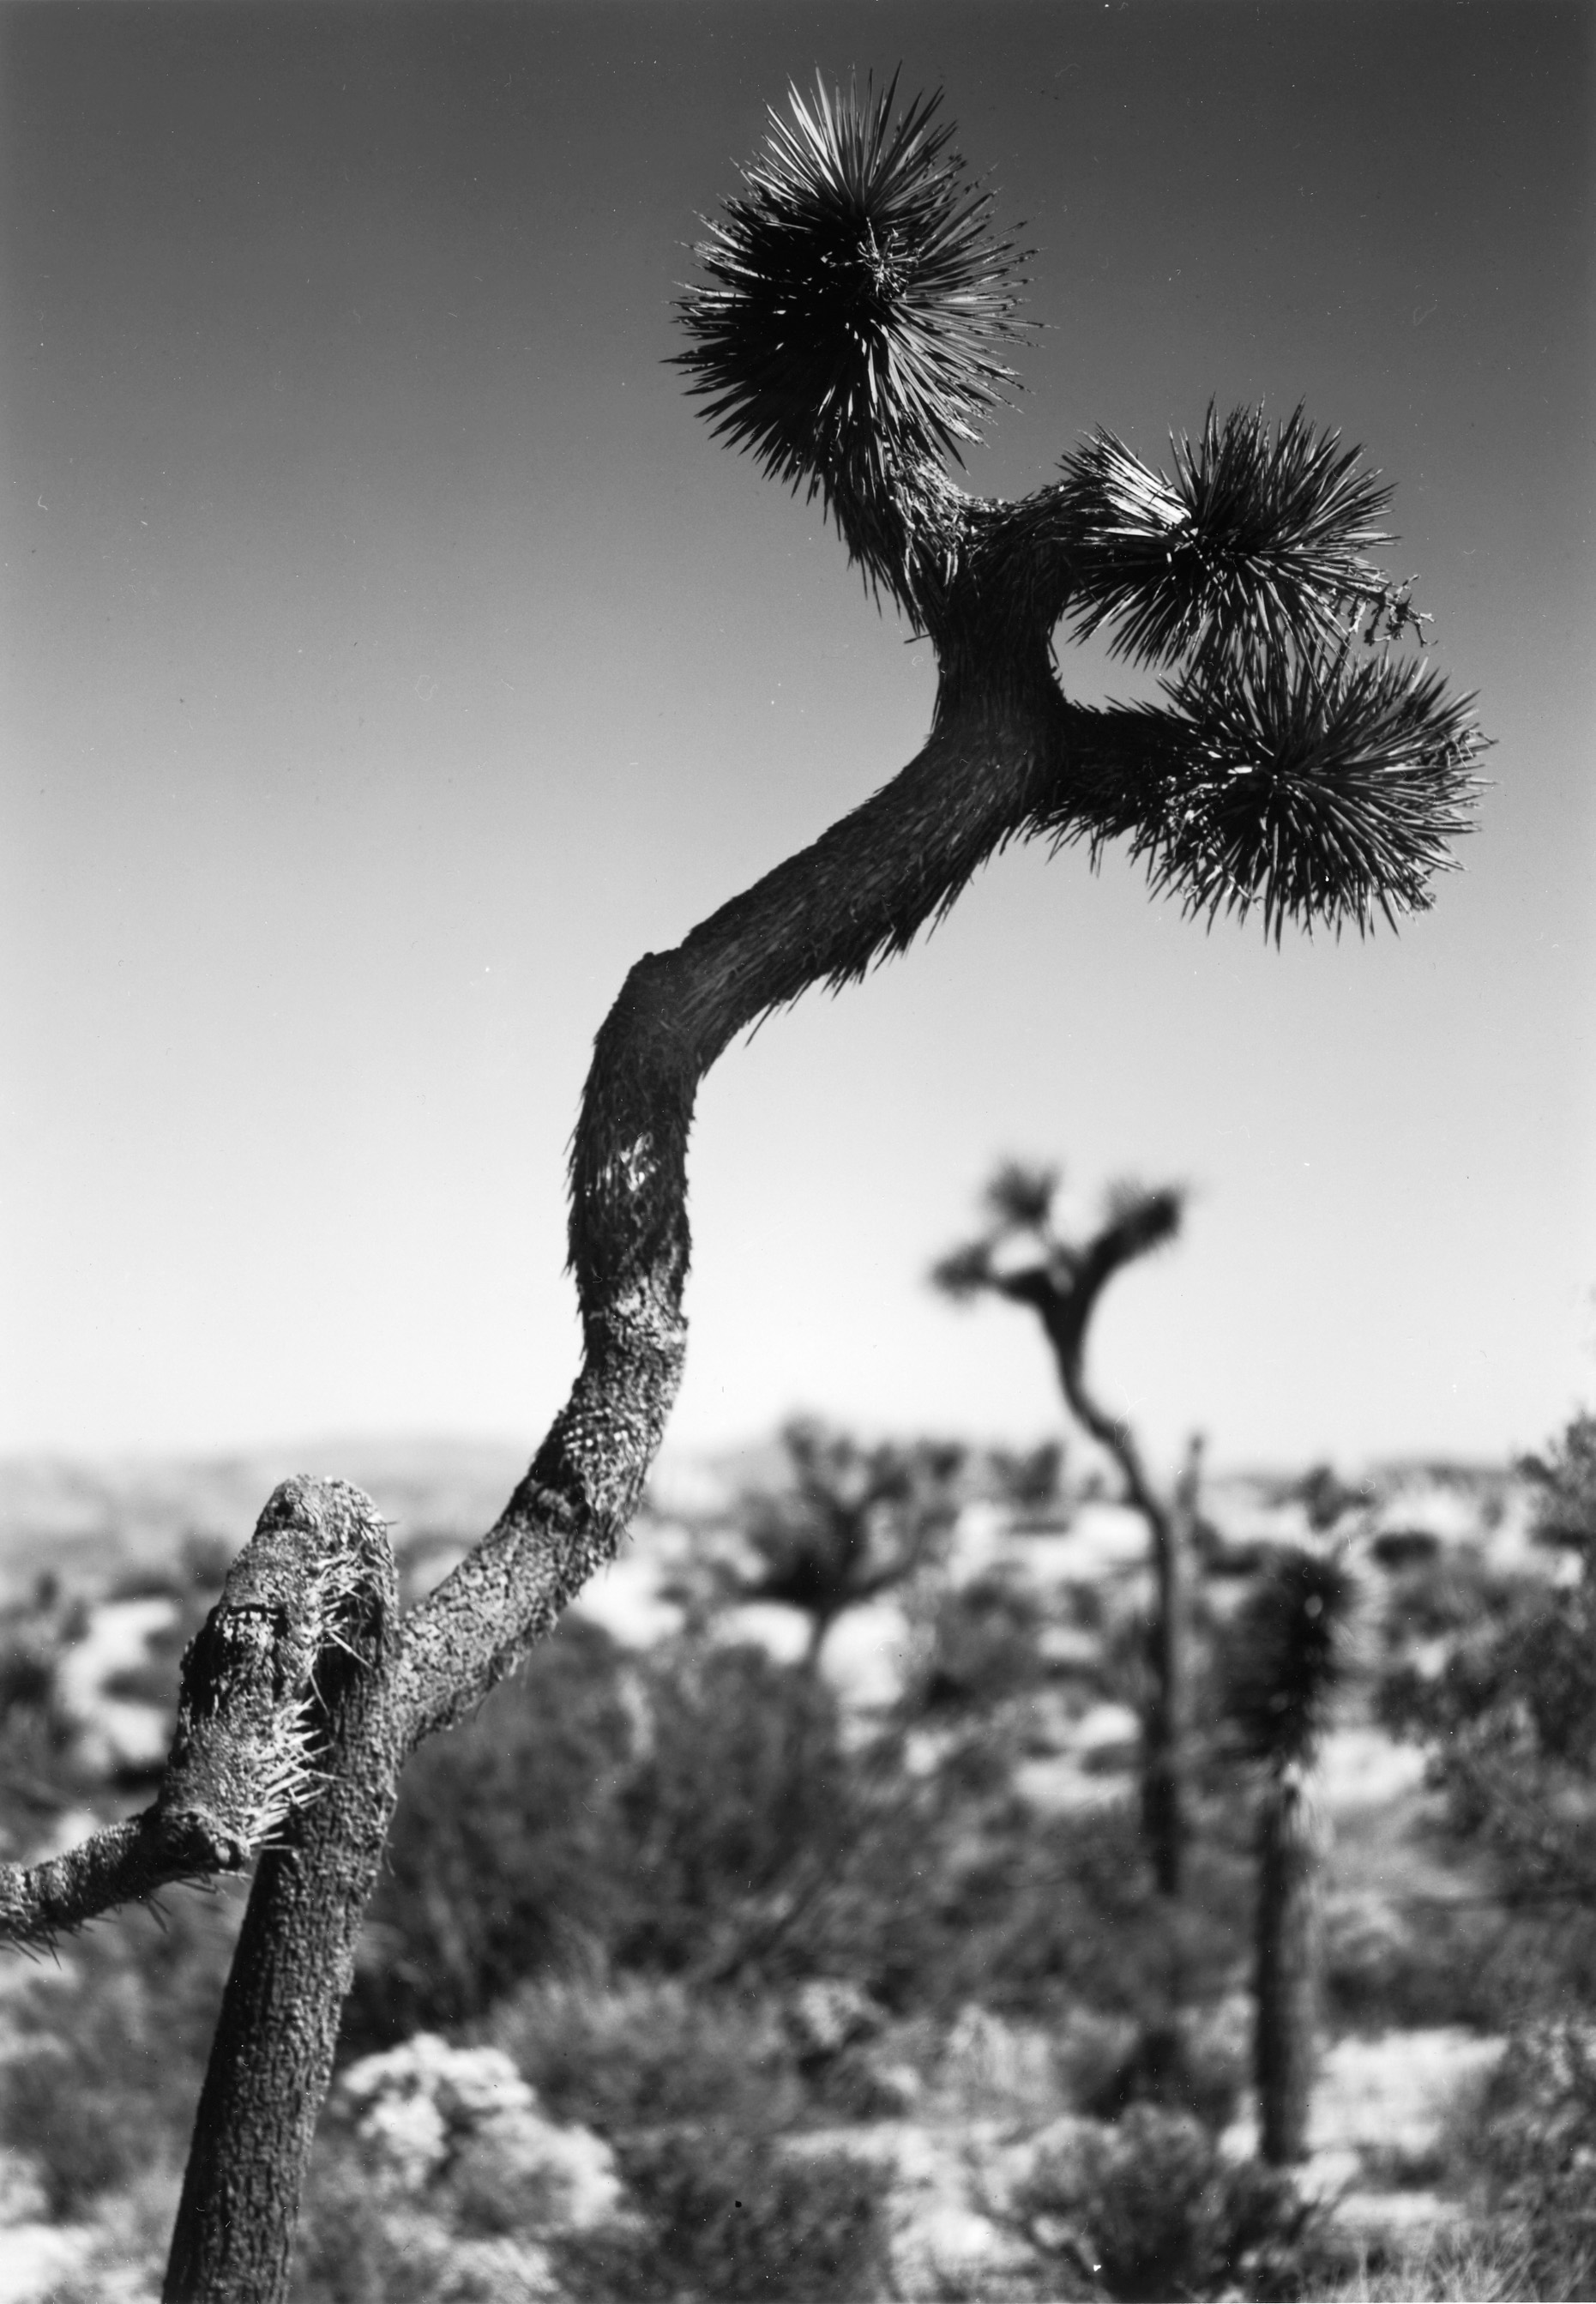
[675,73,1029,564]
[1057,406,1415,674]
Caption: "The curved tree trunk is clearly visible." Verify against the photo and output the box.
[0,554,1191,2303]
[1255,1756,1325,2166]
[149,664,1139,2301]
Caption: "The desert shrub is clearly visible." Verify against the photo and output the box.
[1375,1543,1524,1656]
[614,1639,862,1978]
[554,2126,894,2302]
[1314,2222,1539,2301]
[0,1884,241,2214]
[293,2162,561,2304]
[910,1571,1052,1718]
[1014,2105,1344,2301]
[346,1613,636,2042]
[1367,1414,1596,2024]
[102,1532,232,1704]
[295,2032,619,2304]
[346,1567,1262,2039]
[933,1799,1248,2019]
[1071,2005,1247,2134]
[486,1973,804,2138]
[0,1573,94,1845]
[27,2161,184,2304]
[346,1625,919,2039]
[1322,1895,1512,2033]
[1445,2018,1596,2299]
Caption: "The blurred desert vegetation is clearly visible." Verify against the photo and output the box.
[1,1411,1593,2301]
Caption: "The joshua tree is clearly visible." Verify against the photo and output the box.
[0,75,1481,2301]
[935,1163,1199,1898]
[1221,1545,1358,2164]
[712,1420,964,1671]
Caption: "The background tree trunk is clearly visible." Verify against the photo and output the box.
[1142,1477,1187,1903]
[1146,1435,1202,1905]
[1255,1757,1324,2167]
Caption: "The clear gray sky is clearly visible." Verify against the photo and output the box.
[3,0,1592,1477]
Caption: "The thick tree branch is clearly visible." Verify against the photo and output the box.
[0,1813,230,1947]
[382,685,1229,1748]
[391,660,1082,1743]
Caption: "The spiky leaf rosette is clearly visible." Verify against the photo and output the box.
[1099,1179,1184,1264]
[1222,1547,1357,1766]
[984,1160,1060,1235]
[1057,404,1413,677]
[932,1167,1182,1312]
[675,75,1027,583]
[1065,635,1485,940]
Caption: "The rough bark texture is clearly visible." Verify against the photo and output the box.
[0,1475,395,1945]
[0,1813,227,1945]
[388,632,1095,1753]
[1255,1758,1326,2167]
[164,1479,401,2304]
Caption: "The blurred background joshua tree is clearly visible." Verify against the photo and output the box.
[673,1420,964,1673]
[935,1163,1200,1905]
[1220,1544,1358,2165]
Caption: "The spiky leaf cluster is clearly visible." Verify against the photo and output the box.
[1521,1409,1596,1559]
[983,1160,1059,1234]
[1058,406,1409,678]
[738,1421,963,1622]
[675,75,1027,560]
[1099,1179,1184,1264]
[1064,638,1484,941]
[677,77,1484,944]
[932,1167,1182,1312]
[1222,1547,1357,1766]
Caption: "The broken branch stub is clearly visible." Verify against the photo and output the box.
[0,1475,394,1947]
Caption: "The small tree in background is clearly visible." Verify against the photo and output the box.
[700,1420,964,1671]
[2,72,1483,2301]
[1220,1544,1357,2165]
[935,1163,1199,1900]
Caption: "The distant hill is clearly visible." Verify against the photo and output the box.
[0,1433,1531,1604]
[0,1437,530,1597]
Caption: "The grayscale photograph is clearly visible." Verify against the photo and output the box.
[0,3,1592,2297]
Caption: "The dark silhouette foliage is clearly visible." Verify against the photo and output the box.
[718,1420,963,1666]
[1220,1548,1358,1769]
